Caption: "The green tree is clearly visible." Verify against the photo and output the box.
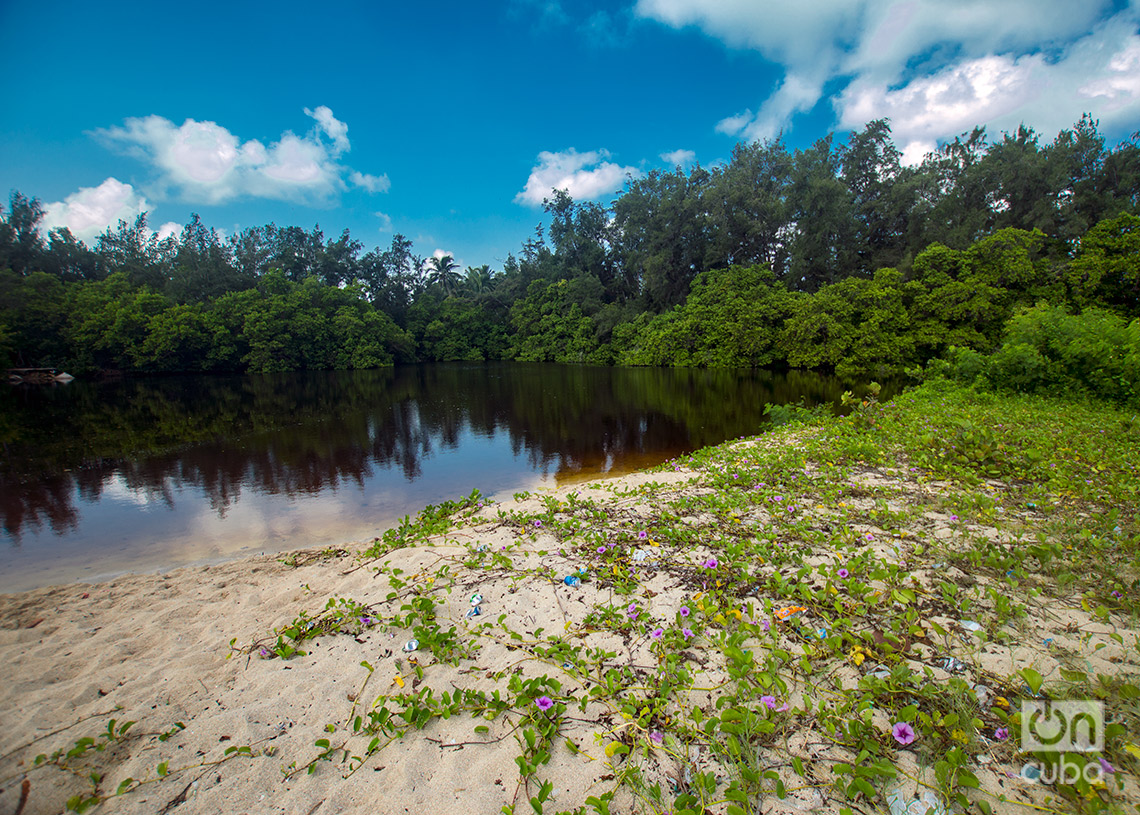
[1066,213,1140,315]
[615,265,795,367]
[95,214,171,290]
[706,139,792,275]
[426,253,462,296]
[786,135,856,290]
[0,191,47,275]
[168,214,249,303]
[612,167,714,309]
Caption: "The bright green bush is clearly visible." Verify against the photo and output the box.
[927,303,1139,405]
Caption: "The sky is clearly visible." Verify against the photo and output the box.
[2,0,1139,272]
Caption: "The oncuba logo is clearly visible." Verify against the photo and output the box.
[1022,700,1104,752]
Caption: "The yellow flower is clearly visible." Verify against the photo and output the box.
[849,648,866,666]
[994,696,1009,709]
[951,729,968,744]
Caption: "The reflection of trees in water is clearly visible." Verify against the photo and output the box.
[0,365,858,540]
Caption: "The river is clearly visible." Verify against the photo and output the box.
[0,363,864,592]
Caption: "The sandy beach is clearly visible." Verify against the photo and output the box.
[2,418,1137,815]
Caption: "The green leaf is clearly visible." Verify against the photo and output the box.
[1020,667,1044,696]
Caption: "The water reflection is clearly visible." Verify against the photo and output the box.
[1,364,861,588]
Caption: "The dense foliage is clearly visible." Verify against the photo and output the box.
[2,116,1138,378]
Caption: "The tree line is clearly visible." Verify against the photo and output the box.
[1,116,1137,377]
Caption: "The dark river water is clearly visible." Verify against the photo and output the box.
[0,363,861,592]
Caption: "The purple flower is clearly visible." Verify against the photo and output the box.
[1112,590,1122,598]
[1099,757,1116,774]
[638,530,648,539]
[628,603,639,620]
[950,514,959,522]
[994,727,1009,741]
[536,695,554,711]
[837,568,849,579]
[534,520,542,528]
[892,722,916,746]
[682,627,694,639]
[650,627,664,641]
[680,605,690,618]
[760,695,777,710]
[761,619,771,632]
[259,647,270,657]
[704,557,719,569]
[649,730,664,744]
[597,546,606,554]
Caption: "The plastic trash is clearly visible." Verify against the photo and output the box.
[632,548,651,562]
[886,782,949,815]
[476,544,489,552]
[465,606,482,619]
[577,567,588,577]
[563,575,581,587]
[1020,763,1042,782]
[402,639,419,652]
[939,657,967,673]
[775,605,807,621]
[973,683,992,706]
[1026,502,1037,510]
[958,620,982,632]
[469,593,483,606]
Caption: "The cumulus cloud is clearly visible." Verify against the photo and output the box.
[304,105,349,154]
[41,178,150,243]
[637,0,1139,151]
[93,107,386,205]
[515,148,641,206]
[351,171,391,193]
[839,20,1140,163]
[660,148,697,168]
[155,222,182,241]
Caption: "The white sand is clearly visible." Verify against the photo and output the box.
[1,441,1136,815]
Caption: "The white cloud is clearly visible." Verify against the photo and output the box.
[721,75,824,141]
[515,148,641,206]
[304,105,349,154]
[660,148,697,168]
[351,171,392,193]
[637,0,1139,148]
[155,222,181,241]
[838,20,1140,164]
[375,212,393,232]
[41,178,150,243]
[635,0,861,71]
[94,107,383,205]
[423,248,462,273]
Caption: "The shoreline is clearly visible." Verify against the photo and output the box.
[2,396,1137,815]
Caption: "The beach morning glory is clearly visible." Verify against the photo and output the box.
[892,722,916,745]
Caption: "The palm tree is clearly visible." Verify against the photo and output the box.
[426,254,461,296]
[464,264,493,295]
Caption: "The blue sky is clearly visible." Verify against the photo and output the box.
[2,0,1139,271]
